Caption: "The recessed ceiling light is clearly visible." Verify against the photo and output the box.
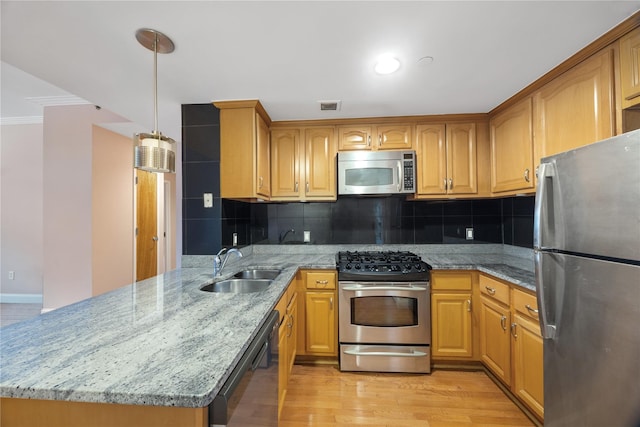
[374,54,400,75]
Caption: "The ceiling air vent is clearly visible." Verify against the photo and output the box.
[318,100,341,111]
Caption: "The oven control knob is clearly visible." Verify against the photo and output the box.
[346,263,352,270]
[354,264,361,270]
[405,264,412,270]
[415,264,423,270]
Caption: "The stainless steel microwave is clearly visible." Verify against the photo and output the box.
[337,150,416,195]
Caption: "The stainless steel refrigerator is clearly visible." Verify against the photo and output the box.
[534,129,640,426]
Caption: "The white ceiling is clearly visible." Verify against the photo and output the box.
[2,1,639,141]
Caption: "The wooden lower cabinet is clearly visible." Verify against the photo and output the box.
[478,273,544,422]
[0,398,207,427]
[430,271,476,360]
[479,294,512,384]
[276,281,297,420]
[297,270,338,358]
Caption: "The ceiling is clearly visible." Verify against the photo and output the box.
[2,1,639,142]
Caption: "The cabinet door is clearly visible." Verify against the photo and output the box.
[447,123,477,194]
[620,27,640,109]
[415,124,447,195]
[256,113,271,198]
[431,293,473,358]
[480,296,511,385]
[376,124,413,150]
[305,291,337,355]
[287,292,298,376]
[304,127,336,199]
[270,128,301,198]
[490,98,534,193]
[278,314,287,419]
[534,48,614,160]
[512,313,544,420]
[338,126,372,150]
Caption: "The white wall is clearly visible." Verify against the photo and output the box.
[91,125,134,297]
[0,123,44,301]
[42,105,129,310]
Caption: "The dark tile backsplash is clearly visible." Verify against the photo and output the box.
[182,103,535,255]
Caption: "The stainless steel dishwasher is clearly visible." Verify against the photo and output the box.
[209,310,279,427]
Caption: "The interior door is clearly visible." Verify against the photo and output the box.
[136,169,157,281]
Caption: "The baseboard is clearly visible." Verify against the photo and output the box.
[0,293,43,304]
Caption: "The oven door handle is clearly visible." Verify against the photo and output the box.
[342,285,428,292]
[344,348,428,357]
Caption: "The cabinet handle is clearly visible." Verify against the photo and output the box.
[524,168,530,182]
[294,181,299,192]
[500,315,507,331]
[306,182,309,193]
[485,286,496,295]
[258,176,263,189]
[286,314,293,338]
[367,135,371,147]
[525,304,539,315]
[330,297,333,311]
[316,280,328,287]
[378,134,382,147]
[535,166,539,180]
[448,178,453,190]
[511,323,518,338]
[467,299,472,312]
[443,179,448,190]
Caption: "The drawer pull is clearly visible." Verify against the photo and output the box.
[316,280,329,287]
[485,286,496,295]
[525,304,539,315]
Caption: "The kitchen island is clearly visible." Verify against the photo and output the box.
[0,244,533,426]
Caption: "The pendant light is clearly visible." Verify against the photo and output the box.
[133,28,176,173]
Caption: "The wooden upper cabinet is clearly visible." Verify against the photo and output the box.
[305,127,337,199]
[447,123,477,194]
[338,124,412,150]
[415,124,447,194]
[215,100,271,200]
[533,48,614,162]
[377,124,413,150]
[490,97,534,194]
[415,122,477,196]
[620,27,640,109]
[338,126,372,150]
[271,128,301,198]
[270,126,336,201]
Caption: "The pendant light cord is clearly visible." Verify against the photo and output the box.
[153,34,159,136]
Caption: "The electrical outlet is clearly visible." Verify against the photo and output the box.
[8,271,15,280]
[232,233,238,246]
[303,231,311,242]
[203,193,213,208]
[466,228,474,240]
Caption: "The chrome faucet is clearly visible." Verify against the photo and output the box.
[279,229,295,244]
[213,248,243,276]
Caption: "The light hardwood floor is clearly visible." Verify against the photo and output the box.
[0,303,42,327]
[280,365,535,427]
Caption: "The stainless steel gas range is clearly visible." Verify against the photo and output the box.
[336,250,432,373]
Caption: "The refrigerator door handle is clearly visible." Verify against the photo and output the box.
[533,161,557,251]
[535,250,557,339]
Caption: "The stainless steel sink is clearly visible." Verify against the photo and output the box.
[200,279,272,293]
[233,269,281,280]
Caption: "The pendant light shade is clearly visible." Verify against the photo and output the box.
[133,28,176,173]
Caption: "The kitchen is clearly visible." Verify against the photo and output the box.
[2,2,640,427]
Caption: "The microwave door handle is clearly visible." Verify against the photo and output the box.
[397,162,402,192]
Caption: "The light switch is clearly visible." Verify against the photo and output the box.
[203,193,213,208]
[466,228,474,240]
[303,231,311,242]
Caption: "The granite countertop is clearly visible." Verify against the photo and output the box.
[0,244,534,408]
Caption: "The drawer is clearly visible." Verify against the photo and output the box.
[512,287,539,321]
[431,271,473,291]
[306,271,336,289]
[479,274,510,306]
